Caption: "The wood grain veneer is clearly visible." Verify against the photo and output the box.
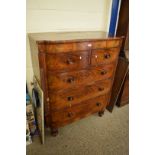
[29,31,123,136]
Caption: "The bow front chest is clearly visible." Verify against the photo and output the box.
[29,31,123,136]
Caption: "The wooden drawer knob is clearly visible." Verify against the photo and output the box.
[98,87,104,91]
[67,112,73,118]
[104,53,111,59]
[100,70,107,75]
[66,58,74,64]
[67,96,74,101]
[96,102,101,106]
[67,77,75,83]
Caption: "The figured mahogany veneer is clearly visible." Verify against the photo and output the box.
[38,40,120,54]
[28,31,123,136]
[46,51,90,71]
[47,63,115,91]
[91,48,120,66]
[49,79,112,110]
[51,95,109,128]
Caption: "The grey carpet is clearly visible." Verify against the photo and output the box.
[27,105,129,155]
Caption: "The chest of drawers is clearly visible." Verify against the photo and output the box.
[29,31,123,136]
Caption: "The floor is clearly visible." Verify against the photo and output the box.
[27,105,129,155]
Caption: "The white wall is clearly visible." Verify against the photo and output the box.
[26,0,112,93]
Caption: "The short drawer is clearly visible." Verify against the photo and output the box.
[51,95,109,127]
[91,48,120,66]
[46,51,90,71]
[47,63,115,90]
[49,79,112,110]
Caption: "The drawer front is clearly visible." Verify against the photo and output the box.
[51,95,109,127]
[42,40,121,53]
[91,39,121,49]
[91,48,119,66]
[46,42,92,53]
[47,63,115,90]
[106,40,121,48]
[91,40,106,49]
[46,51,90,71]
[49,79,112,110]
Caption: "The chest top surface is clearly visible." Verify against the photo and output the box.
[28,31,122,44]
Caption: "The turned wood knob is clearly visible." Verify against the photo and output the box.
[104,53,111,59]
[100,70,107,75]
[68,112,73,117]
[67,96,74,101]
[66,58,74,64]
[96,102,101,106]
[98,87,104,91]
[67,77,74,83]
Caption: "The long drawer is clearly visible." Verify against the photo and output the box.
[51,95,109,128]
[49,79,112,110]
[40,39,121,53]
[47,63,115,91]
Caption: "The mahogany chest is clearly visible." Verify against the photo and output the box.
[28,31,123,136]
